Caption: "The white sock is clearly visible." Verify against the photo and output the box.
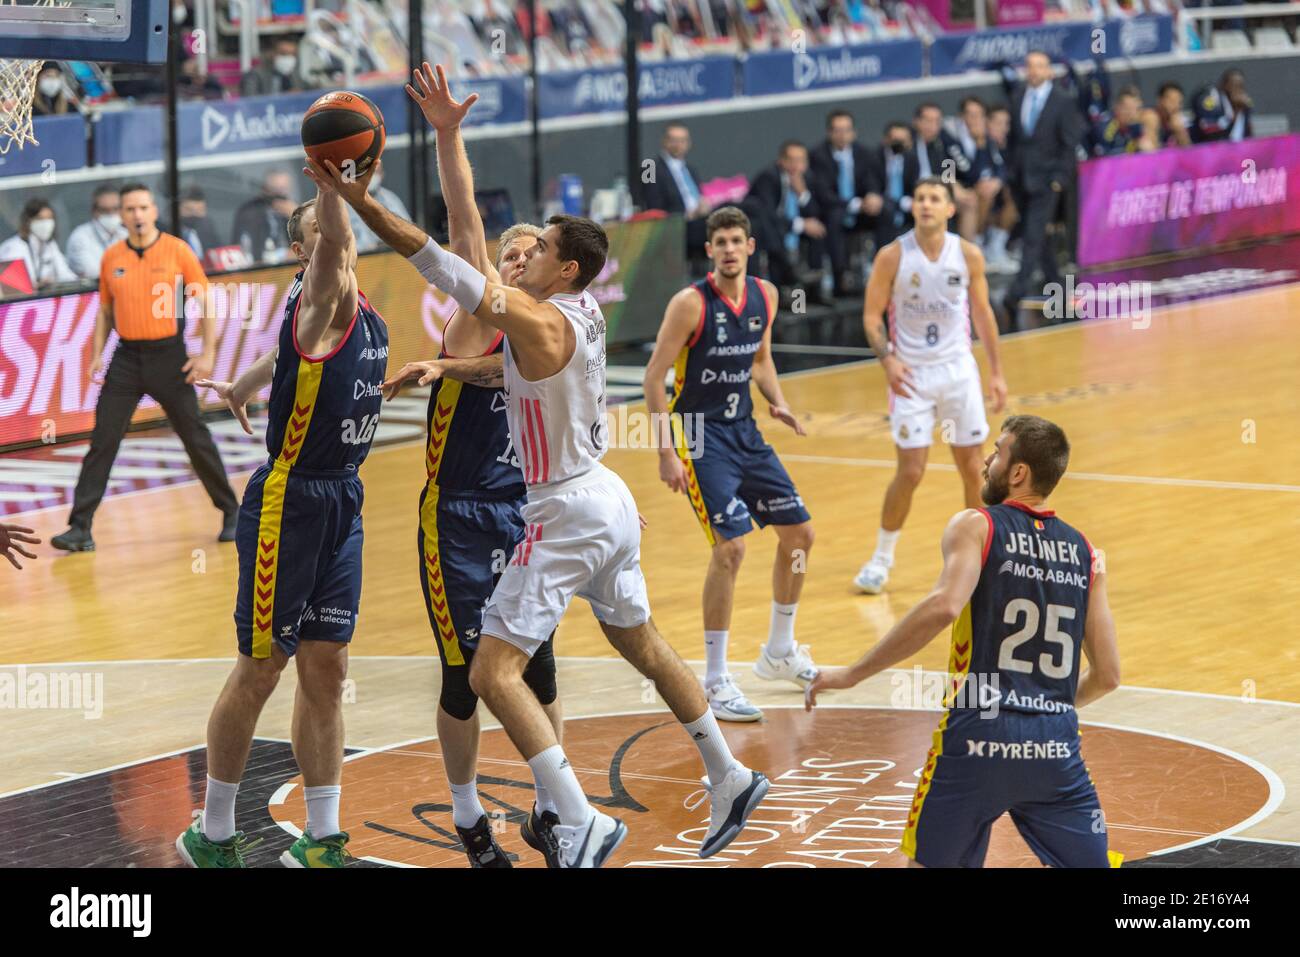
[765,601,798,658]
[202,776,239,842]
[534,781,557,816]
[873,528,901,567]
[684,710,742,785]
[527,745,590,827]
[987,227,1009,257]
[704,630,729,688]
[449,778,485,829]
[304,784,341,839]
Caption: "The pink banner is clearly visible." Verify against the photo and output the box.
[1077,134,1300,267]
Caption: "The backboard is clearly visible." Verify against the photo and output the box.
[0,0,168,64]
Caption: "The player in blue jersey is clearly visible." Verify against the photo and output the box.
[643,205,817,723]
[375,65,562,867]
[177,164,387,869]
[807,415,1122,868]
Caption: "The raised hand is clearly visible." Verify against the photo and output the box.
[196,379,253,435]
[302,156,373,209]
[770,404,807,436]
[0,523,40,569]
[406,62,479,132]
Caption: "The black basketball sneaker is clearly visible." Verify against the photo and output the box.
[520,805,561,868]
[455,815,512,868]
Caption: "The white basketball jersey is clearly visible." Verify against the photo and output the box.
[502,290,608,489]
[889,230,971,366]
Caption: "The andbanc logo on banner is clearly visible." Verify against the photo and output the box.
[540,57,734,118]
[930,16,1172,75]
[195,93,315,153]
[742,39,923,96]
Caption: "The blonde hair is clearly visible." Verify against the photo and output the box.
[495,223,543,268]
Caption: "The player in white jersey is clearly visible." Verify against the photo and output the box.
[854,177,1007,594]
[313,62,770,868]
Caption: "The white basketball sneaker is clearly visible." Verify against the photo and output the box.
[551,807,627,869]
[686,766,771,858]
[706,674,763,722]
[753,643,819,689]
[854,558,890,594]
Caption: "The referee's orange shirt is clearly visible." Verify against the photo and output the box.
[99,233,208,341]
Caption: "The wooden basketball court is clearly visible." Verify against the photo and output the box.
[3,283,1299,866]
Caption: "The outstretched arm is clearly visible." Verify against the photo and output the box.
[962,240,1006,414]
[295,179,358,351]
[196,346,278,435]
[750,278,805,435]
[381,354,504,399]
[806,509,988,707]
[305,158,569,373]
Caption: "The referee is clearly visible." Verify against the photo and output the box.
[52,183,239,552]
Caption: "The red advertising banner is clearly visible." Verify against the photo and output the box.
[0,216,684,450]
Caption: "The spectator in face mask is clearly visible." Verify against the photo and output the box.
[232,168,298,263]
[0,198,78,291]
[240,36,308,97]
[177,185,224,262]
[66,185,129,281]
[30,62,73,116]
[346,158,412,252]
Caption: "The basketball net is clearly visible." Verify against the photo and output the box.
[0,0,64,154]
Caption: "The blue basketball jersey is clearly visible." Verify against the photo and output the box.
[265,273,389,472]
[670,274,773,422]
[425,331,524,493]
[948,501,1094,723]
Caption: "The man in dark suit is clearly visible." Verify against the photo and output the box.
[863,122,913,249]
[810,110,877,296]
[742,140,828,295]
[642,122,711,257]
[1005,50,1081,323]
[909,103,975,235]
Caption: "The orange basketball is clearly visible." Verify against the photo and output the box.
[301,90,386,178]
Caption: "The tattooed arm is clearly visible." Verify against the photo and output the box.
[381,354,504,399]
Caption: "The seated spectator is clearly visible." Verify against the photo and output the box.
[1192,69,1252,143]
[348,160,412,252]
[641,122,711,259]
[810,109,878,296]
[983,105,1018,269]
[0,198,78,292]
[869,121,914,249]
[741,140,829,300]
[30,62,73,116]
[232,169,297,264]
[177,186,224,262]
[65,185,127,281]
[951,97,1011,265]
[1153,82,1192,148]
[241,36,309,97]
[1091,87,1154,156]
[911,102,975,236]
[177,53,225,101]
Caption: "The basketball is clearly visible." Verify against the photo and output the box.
[301,90,386,178]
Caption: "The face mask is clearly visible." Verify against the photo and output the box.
[96,212,121,232]
[173,4,187,23]
[274,55,297,76]
[889,140,907,154]
[38,77,62,99]
[30,219,56,242]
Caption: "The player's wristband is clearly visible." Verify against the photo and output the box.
[408,239,487,314]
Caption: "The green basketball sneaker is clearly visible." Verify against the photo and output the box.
[280,831,353,868]
[175,811,260,868]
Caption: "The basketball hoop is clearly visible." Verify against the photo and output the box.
[0,55,43,154]
[0,0,64,154]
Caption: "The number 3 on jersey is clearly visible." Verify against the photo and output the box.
[341,414,379,445]
[724,392,740,418]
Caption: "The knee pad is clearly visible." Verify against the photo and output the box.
[438,663,479,721]
[522,636,558,706]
